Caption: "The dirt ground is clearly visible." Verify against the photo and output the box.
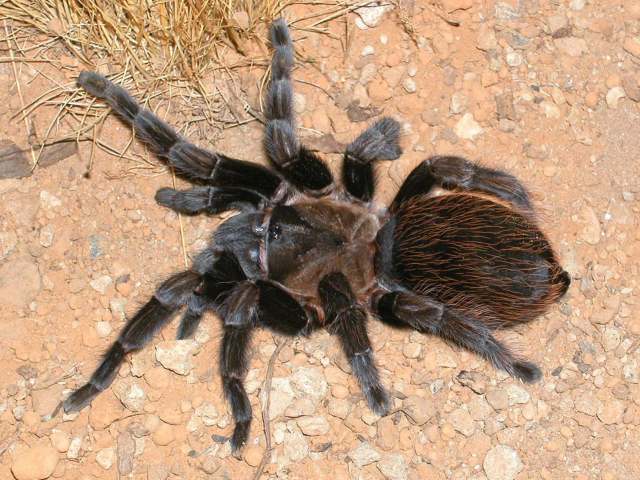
[1,1,640,479]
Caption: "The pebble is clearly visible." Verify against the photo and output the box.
[328,398,350,419]
[355,4,389,29]
[454,113,483,140]
[39,225,54,247]
[602,327,621,351]
[402,78,416,94]
[155,340,199,375]
[377,453,408,480]
[96,321,112,338]
[96,447,115,470]
[579,205,601,245]
[39,190,61,209]
[505,385,530,405]
[402,342,421,359]
[348,442,381,467]
[477,24,497,51]
[361,45,375,56]
[151,422,175,446]
[117,431,135,476]
[448,408,475,436]
[297,416,330,436]
[483,445,523,480]
[450,92,468,114]
[486,389,509,410]
[11,445,59,480]
[50,430,70,453]
[570,0,585,10]
[89,275,112,294]
[291,367,328,403]
[66,436,82,459]
[574,392,602,416]
[495,92,516,120]
[244,446,262,467]
[597,400,625,425]
[505,52,522,67]
[605,87,625,108]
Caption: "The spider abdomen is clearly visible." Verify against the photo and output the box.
[390,193,569,327]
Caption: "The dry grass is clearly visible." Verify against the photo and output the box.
[0,0,386,174]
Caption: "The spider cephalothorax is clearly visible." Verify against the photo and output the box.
[63,19,570,451]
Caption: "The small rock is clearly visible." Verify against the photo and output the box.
[477,24,497,51]
[570,0,585,10]
[0,140,31,179]
[50,430,70,453]
[541,101,561,119]
[96,321,112,338]
[151,422,174,446]
[495,92,516,120]
[454,113,483,140]
[0,230,17,260]
[505,385,530,405]
[579,205,601,245]
[96,447,115,470]
[244,446,262,467]
[402,395,435,425]
[348,442,381,467]
[605,87,626,108]
[155,340,199,375]
[448,408,475,436]
[293,93,306,114]
[283,429,309,462]
[450,92,468,114]
[297,416,330,436]
[554,37,588,57]
[38,225,54,248]
[505,52,522,67]
[597,400,625,425]
[66,436,82,459]
[114,381,146,412]
[89,275,112,294]
[495,2,520,21]
[623,361,639,384]
[484,445,523,480]
[328,398,350,419]
[377,453,408,480]
[291,367,328,403]
[456,371,487,394]
[117,431,135,475]
[39,191,61,209]
[361,45,375,56]
[486,389,509,410]
[402,78,416,94]
[89,393,124,430]
[359,63,378,85]
[574,391,602,416]
[402,342,421,359]
[602,327,621,351]
[622,75,640,102]
[355,3,390,29]
[267,378,295,418]
[11,445,59,480]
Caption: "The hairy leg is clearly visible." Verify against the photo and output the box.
[155,186,266,215]
[374,291,541,383]
[343,117,402,202]
[391,155,532,213]
[264,19,333,195]
[64,271,202,412]
[78,72,283,205]
[319,272,390,415]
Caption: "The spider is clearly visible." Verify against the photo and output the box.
[63,19,570,452]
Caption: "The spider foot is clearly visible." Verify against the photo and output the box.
[512,361,542,383]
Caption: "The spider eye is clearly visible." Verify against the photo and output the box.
[269,224,282,240]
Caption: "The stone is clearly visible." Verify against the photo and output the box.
[283,429,309,462]
[505,52,522,67]
[11,445,59,480]
[605,87,626,108]
[155,340,199,375]
[267,378,295,418]
[66,436,82,460]
[89,393,124,430]
[96,447,115,470]
[547,15,570,38]
[328,398,350,419]
[554,37,587,57]
[39,191,61,209]
[403,78,417,94]
[96,321,112,338]
[486,389,509,410]
[297,416,330,436]
[477,24,497,51]
[505,385,530,405]
[117,431,135,475]
[348,442,381,467]
[377,453,408,480]
[495,92,516,120]
[291,367,328,403]
[114,381,146,412]
[89,275,112,294]
[359,63,378,85]
[355,3,390,29]
[50,430,70,453]
[151,422,174,446]
[483,445,523,480]
[0,140,31,178]
[579,206,601,245]
[570,0,585,10]
[495,2,520,21]
[402,395,435,425]
[38,225,54,247]
[574,392,602,416]
[597,400,625,425]
[602,327,621,351]
[450,92,468,114]
[454,113,483,140]
[244,446,262,467]
[31,384,63,417]
[622,76,640,102]
[0,257,41,308]
[448,408,475,436]
[456,371,487,395]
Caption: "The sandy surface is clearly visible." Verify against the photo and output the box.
[1,1,639,479]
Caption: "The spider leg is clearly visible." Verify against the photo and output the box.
[155,186,266,215]
[77,72,283,200]
[264,19,333,195]
[373,291,541,383]
[63,271,202,413]
[319,272,390,415]
[343,117,402,202]
[391,155,532,213]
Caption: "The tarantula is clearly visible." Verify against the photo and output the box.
[63,19,570,451]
